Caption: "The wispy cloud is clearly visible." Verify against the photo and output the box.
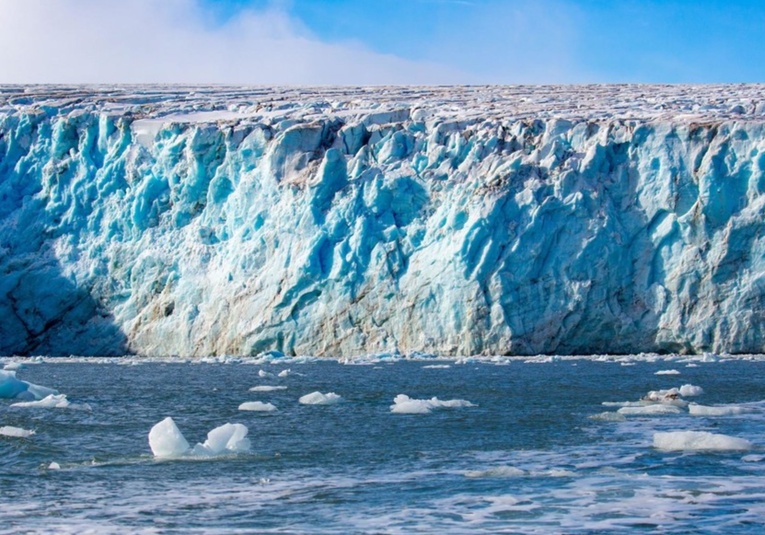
[0,0,462,84]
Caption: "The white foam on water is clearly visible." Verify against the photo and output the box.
[655,369,680,375]
[390,394,476,414]
[0,425,35,438]
[299,392,342,405]
[688,403,746,416]
[249,385,287,392]
[653,431,753,451]
[464,466,526,478]
[239,401,277,412]
[618,404,683,416]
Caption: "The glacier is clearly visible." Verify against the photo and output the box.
[2,84,765,358]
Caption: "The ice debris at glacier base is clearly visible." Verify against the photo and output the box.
[5,85,765,357]
[148,417,251,458]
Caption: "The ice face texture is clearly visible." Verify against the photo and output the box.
[3,85,765,357]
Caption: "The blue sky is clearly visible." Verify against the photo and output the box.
[1,0,763,84]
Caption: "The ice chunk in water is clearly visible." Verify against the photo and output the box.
[239,401,277,412]
[689,403,746,416]
[655,369,680,375]
[0,425,35,438]
[618,404,682,416]
[192,423,251,456]
[299,392,342,405]
[11,394,74,409]
[0,370,57,400]
[653,431,752,451]
[249,386,287,392]
[390,394,476,414]
[679,384,704,396]
[149,417,191,458]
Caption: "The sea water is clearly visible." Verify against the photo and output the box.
[2,356,765,533]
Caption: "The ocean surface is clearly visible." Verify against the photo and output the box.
[2,355,765,534]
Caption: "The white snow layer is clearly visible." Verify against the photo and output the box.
[4,85,765,357]
[299,392,342,405]
[390,394,476,414]
[653,431,752,451]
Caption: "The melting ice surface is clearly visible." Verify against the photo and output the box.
[2,356,765,533]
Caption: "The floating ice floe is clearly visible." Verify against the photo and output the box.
[655,369,680,375]
[679,384,704,396]
[149,417,251,459]
[3,362,25,371]
[239,401,277,412]
[0,370,57,401]
[653,431,752,451]
[390,394,476,414]
[618,405,683,416]
[0,425,35,438]
[299,392,342,405]
[258,370,273,378]
[11,394,90,410]
[249,385,287,392]
[688,403,746,416]
[422,365,451,369]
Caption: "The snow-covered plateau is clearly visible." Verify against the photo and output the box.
[2,84,765,357]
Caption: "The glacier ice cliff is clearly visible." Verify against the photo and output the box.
[2,85,765,357]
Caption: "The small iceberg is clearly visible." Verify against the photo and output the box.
[655,369,680,375]
[618,404,683,416]
[653,431,752,451]
[299,392,342,405]
[390,394,476,414]
[149,417,191,458]
[0,425,35,438]
[191,423,251,457]
[249,385,287,392]
[149,417,251,459]
[0,370,57,401]
[689,403,746,416]
[239,401,277,412]
[10,394,90,410]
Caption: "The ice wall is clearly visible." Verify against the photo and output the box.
[2,85,765,357]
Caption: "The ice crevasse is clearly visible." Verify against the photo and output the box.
[2,85,765,357]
